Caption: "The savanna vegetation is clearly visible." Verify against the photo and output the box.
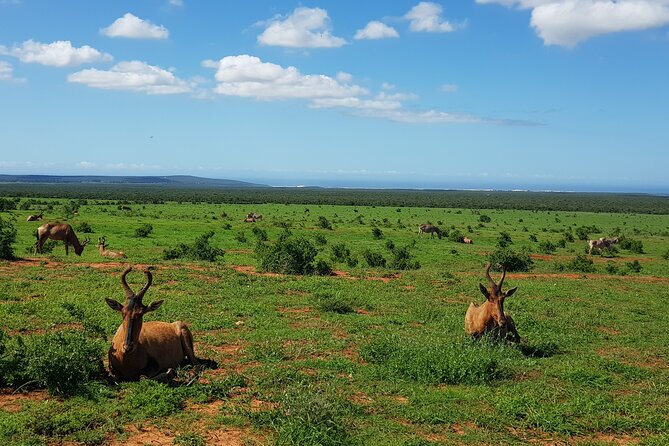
[1,188,668,445]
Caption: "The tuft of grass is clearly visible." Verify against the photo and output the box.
[314,293,355,314]
[122,380,187,418]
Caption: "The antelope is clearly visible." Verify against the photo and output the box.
[26,213,43,222]
[35,222,90,255]
[97,237,127,258]
[105,266,199,381]
[418,223,442,239]
[246,212,262,220]
[462,237,474,244]
[588,237,619,255]
[243,217,257,223]
[465,262,520,342]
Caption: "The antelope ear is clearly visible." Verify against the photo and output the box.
[505,287,518,298]
[146,300,164,313]
[105,298,123,312]
[478,283,490,299]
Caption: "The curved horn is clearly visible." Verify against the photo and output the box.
[82,237,90,246]
[136,269,153,300]
[485,262,496,288]
[121,266,134,299]
[498,264,507,290]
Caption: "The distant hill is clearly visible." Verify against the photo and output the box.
[0,174,268,188]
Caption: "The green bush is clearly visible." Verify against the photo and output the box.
[538,241,557,254]
[313,233,327,246]
[0,215,17,260]
[389,245,420,270]
[316,216,333,230]
[163,231,224,262]
[626,260,642,273]
[448,229,464,243]
[488,248,533,272]
[252,226,268,241]
[74,221,93,233]
[331,242,352,263]
[662,250,669,260]
[562,254,595,273]
[479,215,491,223]
[618,236,644,254]
[134,223,153,238]
[497,231,513,248]
[371,227,383,240]
[363,250,386,268]
[234,231,247,243]
[123,380,187,418]
[0,330,106,396]
[314,259,333,276]
[315,293,355,314]
[256,236,317,275]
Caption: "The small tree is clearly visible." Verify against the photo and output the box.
[316,216,333,230]
[371,227,383,240]
[134,223,154,238]
[0,215,17,260]
[256,236,317,275]
[479,215,491,223]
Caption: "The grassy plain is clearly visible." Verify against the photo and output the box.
[1,194,669,445]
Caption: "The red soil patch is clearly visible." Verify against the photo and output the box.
[225,249,252,254]
[277,306,312,314]
[355,308,371,315]
[230,265,284,277]
[402,285,416,290]
[108,425,249,446]
[0,389,50,412]
[597,325,620,335]
[332,270,357,280]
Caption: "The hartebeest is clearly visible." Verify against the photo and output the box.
[246,212,262,221]
[588,237,619,255]
[418,224,442,239]
[105,267,198,381]
[97,237,127,258]
[26,213,43,222]
[465,263,520,342]
[462,237,474,244]
[35,222,90,255]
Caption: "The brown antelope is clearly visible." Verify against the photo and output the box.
[465,263,520,342]
[418,223,442,239]
[246,212,262,221]
[462,237,473,244]
[35,222,90,255]
[588,237,619,255]
[243,217,257,223]
[26,213,43,222]
[105,266,198,381]
[97,237,127,258]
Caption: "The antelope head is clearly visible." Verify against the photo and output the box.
[105,267,162,355]
[479,262,517,328]
[97,237,105,248]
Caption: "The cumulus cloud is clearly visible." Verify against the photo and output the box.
[0,60,25,82]
[355,21,399,40]
[0,40,112,67]
[76,161,96,168]
[257,7,346,48]
[100,13,169,39]
[441,83,458,93]
[405,2,457,32]
[68,61,192,95]
[476,0,669,47]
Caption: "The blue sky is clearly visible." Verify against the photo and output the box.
[0,1,668,192]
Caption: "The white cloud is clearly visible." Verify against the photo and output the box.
[354,21,399,40]
[169,0,183,6]
[68,61,192,95]
[441,83,458,93]
[381,82,395,90]
[76,161,96,168]
[0,40,112,67]
[257,7,346,48]
[405,2,456,32]
[205,55,366,100]
[100,13,169,39]
[336,71,353,82]
[105,163,162,170]
[0,60,25,82]
[476,0,669,47]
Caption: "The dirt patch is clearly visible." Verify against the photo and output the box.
[230,265,285,277]
[332,270,357,280]
[597,326,620,335]
[226,249,252,254]
[0,389,50,412]
[402,285,416,290]
[277,306,312,315]
[355,308,371,315]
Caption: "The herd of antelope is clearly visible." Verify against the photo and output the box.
[23,212,623,381]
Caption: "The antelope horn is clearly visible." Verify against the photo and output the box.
[136,269,153,300]
[121,266,134,299]
[83,237,90,246]
[498,264,507,290]
[485,262,496,288]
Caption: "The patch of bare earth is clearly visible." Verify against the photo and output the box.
[0,389,50,412]
[109,424,254,446]
[597,347,668,370]
[230,265,284,277]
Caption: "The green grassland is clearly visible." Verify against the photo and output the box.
[1,194,669,445]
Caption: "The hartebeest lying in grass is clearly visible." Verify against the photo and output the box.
[97,237,127,258]
[35,222,90,255]
[105,266,198,381]
[588,237,619,255]
[26,213,43,222]
[465,262,520,342]
[418,224,442,239]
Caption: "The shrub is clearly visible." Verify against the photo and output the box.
[626,260,642,273]
[0,197,19,211]
[563,231,575,243]
[384,239,395,251]
[363,250,386,268]
[618,236,644,254]
[251,226,268,242]
[315,293,355,314]
[123,380,187,418]
[662,250,669,261]
[497,231,513,248]
[134,223,153,238]
[0,215,17,260]
[316,216,333,230]
[313,233,327,246]
[256,236,317,275]
[448,229,464,243]
[371,227,383,240]
[0,330,105,396]
[488,248,533,272]
[605,261,620,275]
[529,234,538,242]
[563,254,595,273]
[479,215,491,223]
[538,241,556,254]
[163,231,224,262]
[389,245,420,270]
[74,221,93,233]
[575,225,600,241]
[313,260,333,276]
[234,231,247,243]
[331,242,352,263]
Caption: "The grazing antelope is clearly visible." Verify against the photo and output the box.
[588,237,619,255]
[26,213,43,222]
[105,266,198,381]
[35,222,90,255]
[97,237,127,258]
[418,224,442,239]
[462,237,474,244]
[246,212,262,221]
[465,263,520,342]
